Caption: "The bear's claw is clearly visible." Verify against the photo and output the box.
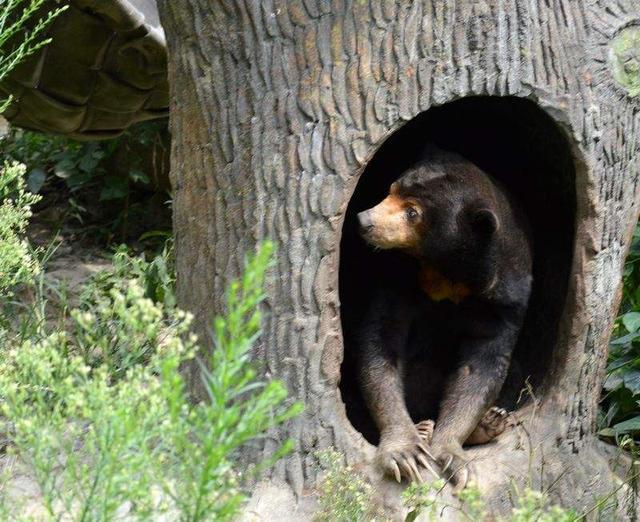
[435,444,471,493]
[465,406,511,446]
[478,406,509,440]
[415,419,435,444]
[377,426,439,483]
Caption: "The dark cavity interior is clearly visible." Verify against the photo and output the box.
[339,96,576,444]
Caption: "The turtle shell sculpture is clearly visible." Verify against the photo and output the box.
[1,0,168,140]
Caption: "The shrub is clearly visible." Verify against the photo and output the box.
[0,162,41,297]
[0,122,166,199]
[0,242,302,520]
[0,122,171,242]
[402,479,447,522]
[315,449,379,522]
[506,487,579,522]
[80,241,176,312]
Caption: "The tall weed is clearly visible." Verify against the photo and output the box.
[0,240,301,520]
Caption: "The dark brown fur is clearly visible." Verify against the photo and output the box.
[353,145,532,485]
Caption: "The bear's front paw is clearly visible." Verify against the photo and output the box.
[376,428,438,483]
[433,442,472,493]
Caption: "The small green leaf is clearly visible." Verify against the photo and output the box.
[79,144,101,172]
[99,176,128,201]
[610,330,640,345]
[622,312,640,333]
[54,158,75,179]
[622,370,640,395]
[613,416,640,434]
[598,427,616,438]
[129,169,149,184]
[26,168,45,193]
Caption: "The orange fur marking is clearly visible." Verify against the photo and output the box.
[364,194,422,250]
[419,265,471,304]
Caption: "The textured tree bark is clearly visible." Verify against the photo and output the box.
[157,1,640,519]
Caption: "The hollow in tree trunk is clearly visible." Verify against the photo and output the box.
[157,1,640,519]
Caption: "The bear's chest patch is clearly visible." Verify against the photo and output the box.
[418,265,471,304]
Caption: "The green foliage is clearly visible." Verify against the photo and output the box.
[600,224,640,441]
[405,481,577,522]
[505,487,579,522]
[0,162,41,297]
[0,241,301,520]
[81,241,176,312]
[458,482,488,520]
[315,449,379,522]
[609,26,640,98]
[402,479,446,522]
[1,283,195,519]
[0,121,165,199]
[404,481,569,522]
[161,242,302,521]
[620,225,640,312]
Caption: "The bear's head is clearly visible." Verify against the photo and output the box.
[357,161,500,276]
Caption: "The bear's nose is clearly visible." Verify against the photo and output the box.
[357,211,374,232]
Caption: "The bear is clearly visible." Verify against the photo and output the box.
[352,144,533,486]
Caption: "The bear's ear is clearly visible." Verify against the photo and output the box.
[469,207,499,237]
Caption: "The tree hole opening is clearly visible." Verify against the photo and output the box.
[339,96,577,445]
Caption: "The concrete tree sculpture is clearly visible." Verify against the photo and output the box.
[17,0,634,518]
[157,1,640,517]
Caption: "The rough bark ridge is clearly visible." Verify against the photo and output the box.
[158,0,640,519]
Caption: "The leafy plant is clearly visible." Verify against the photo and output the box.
[314,449,379,522]
[600,224,640,440]
[0,242,302,520]
[458,482,488,520]
[506,487,579,522]
[80,240,176,312]
[315,450,582,522]
[0,121,169,242]
[402,479,446,522]
[0,162,41,297]
[0,122,165,199]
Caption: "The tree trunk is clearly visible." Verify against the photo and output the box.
[157,1,640,519]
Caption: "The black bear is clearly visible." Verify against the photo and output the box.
[353,145,533,486]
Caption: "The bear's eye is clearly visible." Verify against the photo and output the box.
[405,207,418,220]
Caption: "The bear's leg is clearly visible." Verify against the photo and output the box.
[430,326,520,490]
[360,356,438,483]
[356,292,441,483]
